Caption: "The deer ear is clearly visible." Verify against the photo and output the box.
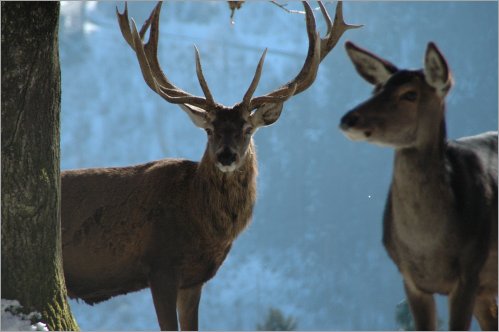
[345,41,398,85]
[250,102,284,128]
[424,42,453,97]
[179,104,210,128]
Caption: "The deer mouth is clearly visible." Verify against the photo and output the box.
[340,125,374,142]
[216,163,238,173]
[215,147,239,173]
[339,111,374,141]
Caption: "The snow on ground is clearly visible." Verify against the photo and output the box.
[1,299,48,331]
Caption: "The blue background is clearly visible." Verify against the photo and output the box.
[59,1,498,330]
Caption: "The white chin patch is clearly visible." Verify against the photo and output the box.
[342,129,369,142]
[342,129,395,148]
[216,163,237,173]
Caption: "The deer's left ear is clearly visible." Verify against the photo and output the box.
[250,102,284,128]
[424,42,453,97]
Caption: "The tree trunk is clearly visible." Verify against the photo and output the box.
[1,2,78,330]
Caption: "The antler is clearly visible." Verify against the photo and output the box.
[116,1,361,112]
[318,2,362,62]
[247,1,362,110]
[116,2,217,110]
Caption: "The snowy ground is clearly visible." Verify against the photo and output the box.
[1,299,48,331]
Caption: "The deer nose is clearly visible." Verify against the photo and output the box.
[217,148,237,166]
[340,112,360,130]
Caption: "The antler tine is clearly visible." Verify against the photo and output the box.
[142,2,178,91]
[318,1,363,62]
[251,83,298,106]
[116,2,155,47]
[128,18,160,92]
[247,1,360,110]
[129,20,208,107]
[249,1,320,109]
[116,3,134,50]
[242,49,267,107]
[116,2,213,110]
[194,46,216,107]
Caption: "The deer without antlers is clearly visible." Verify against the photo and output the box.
[61,2,359,330]
[340,42,498,330]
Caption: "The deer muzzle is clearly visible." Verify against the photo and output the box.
[216,147,238,172]
[339,109,373,141]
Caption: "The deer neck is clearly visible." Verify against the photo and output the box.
[194,140,258,240]
[392,120,448,201]
[393,99,448,185]
[414,96,447,149]
[391,116,455,239]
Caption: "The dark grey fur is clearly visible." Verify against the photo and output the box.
[341,41,498,330]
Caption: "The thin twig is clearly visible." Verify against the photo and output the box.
[270,1,306,14]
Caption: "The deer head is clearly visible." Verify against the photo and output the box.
[340,41,453,149]
[117,1,360,172]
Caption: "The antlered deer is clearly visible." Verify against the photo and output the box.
[62,2,359,330]
[340,41,497,330]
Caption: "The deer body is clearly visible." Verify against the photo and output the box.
[341,42,497,330]
[386,131,497,292]
[62,2,359,330]
[62,145,256,303]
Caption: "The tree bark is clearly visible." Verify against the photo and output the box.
[1,2,78,330]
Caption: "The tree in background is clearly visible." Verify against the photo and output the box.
[1,2,78,330]
[395,300,416,331]
[257,307,298,331]
[395,299,443,331]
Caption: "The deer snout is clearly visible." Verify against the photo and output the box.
[340,111,360,130]
[217,147,237,167]
[339,110,374,142]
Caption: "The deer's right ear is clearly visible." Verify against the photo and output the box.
[179,104,210,129]
[345,41,398,85]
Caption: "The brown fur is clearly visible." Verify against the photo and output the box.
[65,2,358,329]
[62,143,256,318]
[341,41,498,330]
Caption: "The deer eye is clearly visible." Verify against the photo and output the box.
[244,126,253,136]
[401,91,418,102]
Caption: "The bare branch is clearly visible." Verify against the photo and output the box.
[270,1,305,15]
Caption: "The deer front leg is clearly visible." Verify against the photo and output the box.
[473,295,498,331]
[149,268,179,331]
[177,284,203,331]
[403,280,437,330]
[448,278,478,331]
